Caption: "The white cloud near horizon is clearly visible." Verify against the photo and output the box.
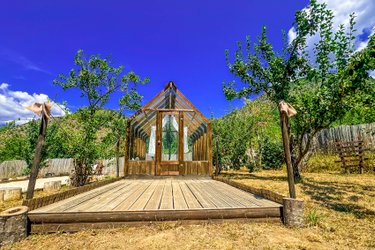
[287,0,375,51]
[0,83,66,125]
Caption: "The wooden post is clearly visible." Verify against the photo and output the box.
[155,111,161,175]
[115,138,120,177]
[207,123,213,177]
[26,109,48,200]
[178,112,184,165]
[358,139,364,174]
[279,107,296,199]
[124,120,131,176]
[215,136,220,176]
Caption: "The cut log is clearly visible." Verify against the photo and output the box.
[0,206,29,246]
[43,181,61,193]
[0,187,22,202]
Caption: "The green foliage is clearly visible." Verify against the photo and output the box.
[223,0,375,177]
[260,137,284,169]
[54,49,149,186]
[0,118,73,169]
[213,96,281,170]
[306,208,325,227]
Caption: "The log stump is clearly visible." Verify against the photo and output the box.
[43,180,61,193]
[0,187,22,202]
[283,198,304,227]
[0,206,29,246]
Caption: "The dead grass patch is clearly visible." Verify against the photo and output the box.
[0,185,70,212]
[4,170,375,249]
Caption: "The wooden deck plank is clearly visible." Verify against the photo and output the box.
[211,181,279,207]
[194,180,244,208]
[184,180,216,208]
[144,180,165,210]
[172,180,188,209]
[208,181,259,208]
[160,180,173,209]
[33,181,127,213]
[113,181,153,211]
[190,180,231,208]
[31,178,280,216]
[97,182,146,211]
[69,182,132,212]
[83,181,139,212]
[178,181,202,209]
[145,180,165,210]
[129,180,159,210]
[29,207,282,226]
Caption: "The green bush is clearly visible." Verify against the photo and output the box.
[260,137,284,169]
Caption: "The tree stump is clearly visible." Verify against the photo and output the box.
[0,206,29,246]
[283,198,304,227]
[0,187,22,202]
[43,181,61,192]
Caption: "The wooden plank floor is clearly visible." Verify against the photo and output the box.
[30,178,280,213]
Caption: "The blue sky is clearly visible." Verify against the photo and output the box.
[0,0,374,124]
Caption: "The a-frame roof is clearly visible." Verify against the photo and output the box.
[128,81,209,139]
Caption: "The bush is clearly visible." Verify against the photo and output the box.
[260,137,284,169]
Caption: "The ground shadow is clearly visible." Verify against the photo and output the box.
[223,173,288,182]
[301,177,375,219]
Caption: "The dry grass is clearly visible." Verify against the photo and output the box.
[5,170,375,250]
[0,186,70,212]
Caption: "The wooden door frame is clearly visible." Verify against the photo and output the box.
[155,110,184,175]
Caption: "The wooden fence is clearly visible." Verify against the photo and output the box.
[0,160,27,179]
[308,123,375,152]
[1,157,125,179]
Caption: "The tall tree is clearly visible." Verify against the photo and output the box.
[54,50,149,186]
[223,0,375,179]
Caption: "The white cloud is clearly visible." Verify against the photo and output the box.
[287,0,375,51]
[288,27,297,44]
[0,83,66,125]
[356,40,369,52]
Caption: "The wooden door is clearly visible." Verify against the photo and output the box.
[157,111,180,175]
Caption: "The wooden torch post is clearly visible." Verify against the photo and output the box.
[26,103,51,200]
[279,101,297,199]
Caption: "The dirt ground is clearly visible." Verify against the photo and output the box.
[4,170,375,250]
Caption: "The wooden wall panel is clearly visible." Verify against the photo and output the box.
[127,161,155,175]
[126,161,209,176]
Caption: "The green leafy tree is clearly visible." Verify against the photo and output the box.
[223,0,375,179]
[0,121,31,164]
[213,96,281,171]
[54,49,149,186]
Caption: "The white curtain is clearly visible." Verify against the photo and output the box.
[184,126,188,153]
[162,115,178,131]
[148,126,156,156]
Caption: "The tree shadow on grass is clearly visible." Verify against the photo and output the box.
[223,173,288,182]
[301,177,375,219]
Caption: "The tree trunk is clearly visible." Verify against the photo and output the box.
[115,138,120,178]
[71,159,90,187]
[290,144,302,181]
[26,112,48,200]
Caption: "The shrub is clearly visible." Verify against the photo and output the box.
[260,137,284,169]
[307,208,325,227]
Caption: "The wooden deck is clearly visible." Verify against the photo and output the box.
[29,177,282,232]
